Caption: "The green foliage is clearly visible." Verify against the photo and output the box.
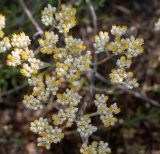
[124,107,160,128]
[92,0,106,9]
[0,64,20,92]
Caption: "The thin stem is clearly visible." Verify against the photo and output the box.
[85,0,98,34]
[95,72,160,108]
[91,54,115,65]
[19,0,43,36]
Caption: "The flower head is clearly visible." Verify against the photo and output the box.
[30,118,64,149]
[94,31,110,54]
[39,31,58,54]
[80,141,111,154]
[77,115,97,139]
[11,32,31,48]
[0,14,5,30]
[55,4,76,33]
[41,4,56,26]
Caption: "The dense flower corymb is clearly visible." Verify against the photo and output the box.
[55,4,76,33]
[0,14,11,53]
[41,4,76,34]
[11,32,31,48]
[94,94,120,127]
[77,115,97,139]
[39,31,58,54]
[94,25,144,89]
[30,118,64,149]
[41,4,56,26]
[2,2,144,153]
[7,32,44,77]
[80,141,111,154]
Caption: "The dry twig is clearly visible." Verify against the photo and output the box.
[19,0,43,36]
[95,73,160,108]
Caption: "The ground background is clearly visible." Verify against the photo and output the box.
[0,0,160,154]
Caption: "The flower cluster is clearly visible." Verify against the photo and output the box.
[94,25,144,89]
[55,36,91,81]
[52,106,78,128]
[56,51,91,81]
[154,18,160,31]
[23,73,60,110]
[94,94,120,127]
[39,31,58,54]
[94,31,110,54]
[77,115,97,139]
[11,32,31,48]
[55,4,76,33]
[30,118,64,149]
[41,4,56,26]
[56,89,82,106]
[3,2,144,153]
[0,14,11,53]
[41,8,91,82]
[80,141,111,154]
[52,89,82,127]
[7,32,44,77]
[109,68,139,89]
[41,4,76,34]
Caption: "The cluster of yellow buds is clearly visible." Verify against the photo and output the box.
[77,115,97,139]
[41,4,76,34]
[53,36,91,81]
[80,141,111,154]
[41,4,56,26]
[94,25,144,89]
[30,118,64,149]
[52,106,78,128]
[94,94,120,127]
[55,4,76,33]
[94,31,110,54]
[7,32,44,77]
[56,89,82,106]
[39,31,58,54]
[23,73,60,110]
[109,68,139,89]
[116,56,131,68]
[55,50,91,81]
[11,32,31,48]
[65,36,86,55]
[0,14,11,53]
[52,89,82,128]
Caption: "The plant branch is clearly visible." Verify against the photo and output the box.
[95,72,160,108]
[85,0,98,34]
[91,54,115,65]
[19,0,43,36]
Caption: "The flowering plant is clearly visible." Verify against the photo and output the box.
[0,2,144,153]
